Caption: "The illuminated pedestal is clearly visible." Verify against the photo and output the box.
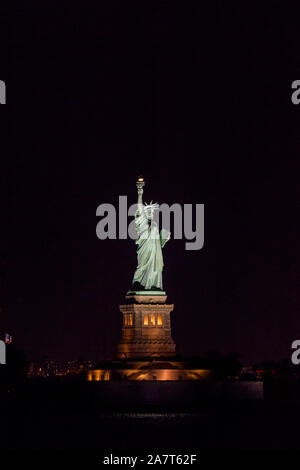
[117,292,176,359]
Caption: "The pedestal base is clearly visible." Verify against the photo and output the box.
[117,291,176,359]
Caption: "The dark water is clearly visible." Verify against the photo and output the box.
[1,379,300,451]
[4,405,300,451]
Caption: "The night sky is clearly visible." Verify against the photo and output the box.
[1,3,300,364]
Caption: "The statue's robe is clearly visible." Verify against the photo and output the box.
[132,208,170,290]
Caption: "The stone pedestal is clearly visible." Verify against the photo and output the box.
[117,292,176,359]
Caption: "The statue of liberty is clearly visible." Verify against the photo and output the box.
[131,177,170,291]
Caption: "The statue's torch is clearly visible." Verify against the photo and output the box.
[136,176,145,208]
[136,176,145,192]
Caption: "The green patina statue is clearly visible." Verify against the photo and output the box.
[131,177,170,292]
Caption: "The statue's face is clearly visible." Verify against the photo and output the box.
[145,208,154,220]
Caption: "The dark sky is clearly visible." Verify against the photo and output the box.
[1,2,300,364]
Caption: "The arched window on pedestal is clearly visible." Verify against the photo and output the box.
[124,314,133,326]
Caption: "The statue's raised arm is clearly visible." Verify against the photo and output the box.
[136,177,144,215]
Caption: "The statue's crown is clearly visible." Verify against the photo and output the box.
[144,201,159,212]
